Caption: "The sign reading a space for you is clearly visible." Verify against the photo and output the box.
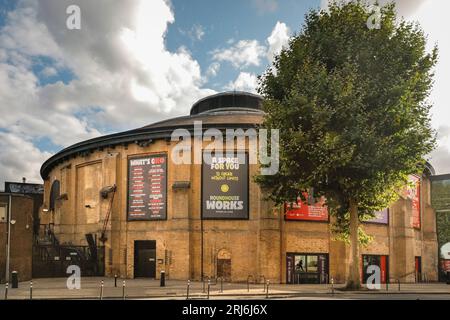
[202,152,249,219]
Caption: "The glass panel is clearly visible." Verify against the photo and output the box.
[294,255,306,272]
[307,255,318,273]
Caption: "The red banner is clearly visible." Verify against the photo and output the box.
[408,175,421,229]
[285,194,329,221]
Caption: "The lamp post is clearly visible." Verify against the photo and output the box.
[5,195,12,284]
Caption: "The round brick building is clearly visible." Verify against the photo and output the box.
[39,91,438,284]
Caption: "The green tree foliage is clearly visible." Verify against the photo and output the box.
[256,1,437,289]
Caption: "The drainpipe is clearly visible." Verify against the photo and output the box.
[201,214,204,282]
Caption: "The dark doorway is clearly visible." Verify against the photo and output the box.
[134,240,156,278]
[286,253,329,284]
[362,255,389,284]
[415,256,422,282]
[216,249,231,281]
[217,259,231,280]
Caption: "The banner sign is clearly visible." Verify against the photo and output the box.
[127,154,167,221]
[5,182,43,194]
[365,208,389,224]
[408,175,421,229]
[202,152,249,219]
[285,194,329,222]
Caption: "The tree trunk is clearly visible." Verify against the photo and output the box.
[346,200,361,290]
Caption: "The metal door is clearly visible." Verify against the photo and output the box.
[134,241,156,278]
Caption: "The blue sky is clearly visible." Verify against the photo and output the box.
[0,0,449,185]
[166,0,319,89]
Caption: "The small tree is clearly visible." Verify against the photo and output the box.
[256,1,437,289]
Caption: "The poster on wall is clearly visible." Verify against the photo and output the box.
[365,208,389,224]
[408,175,421,229]
[440,242,450,272]
[202,152,249,219]
[127,154,167,221]
[285,193,329,221]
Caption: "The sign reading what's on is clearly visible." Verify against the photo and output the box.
[202,151,249,220]
[127,154,167,221]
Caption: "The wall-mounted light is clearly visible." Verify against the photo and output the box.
[10,219,16,225]
[42,208,49,212]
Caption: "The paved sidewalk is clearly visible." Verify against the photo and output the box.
[0,278,449,300]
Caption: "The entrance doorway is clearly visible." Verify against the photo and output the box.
[216,249,231,281]
[134,240,156,278]
[415,256,422,282]
[286,253,329,284]
[362,255,389,284]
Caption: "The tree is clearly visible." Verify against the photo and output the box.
[256,1,437,289]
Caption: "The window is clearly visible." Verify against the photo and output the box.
[49,180,61,211]
[0,204,6,223]
[307,256,318,273]
[287,253,329,284]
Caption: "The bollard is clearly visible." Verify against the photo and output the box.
[398,279,401,291]
[220,277,223,293]
[386,279,389,292]
[30,281,33,300]
[4,282,8,300]
[122,280,126,300]
[160,270,166,287]
[186,280,190,300]
[247,275,253,292]
[207,280,211,300]
[114,274,118,288]
[265,280,270,299]
[331,277,334,295]
[11,271,18,289]
[202,277,206,293]
[100,280,104,300]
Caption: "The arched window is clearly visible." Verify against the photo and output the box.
[49,180,60,211]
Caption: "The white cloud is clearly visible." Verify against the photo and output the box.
[206,62,220,78]
[41,66,58,77]
[252,0,278,14]
[266,21,290,62]
[320,0,428,17]
[0,132,52,187]
[191,24,205,41]
[180,24,206,42]
[226,72,258,93]
[211,40,266,69]
[408,1,450,174]
[0,0,215,184]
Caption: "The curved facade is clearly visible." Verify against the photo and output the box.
[39,91,438,284]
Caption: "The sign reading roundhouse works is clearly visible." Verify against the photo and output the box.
[127,154,167,221]
[202,152,249,219]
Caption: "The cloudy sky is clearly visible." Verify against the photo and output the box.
[0,0,449,188]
